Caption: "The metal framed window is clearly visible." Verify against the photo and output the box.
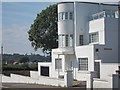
[58,35,62,47]
[59,34,69,47]
[55,58,62,69]
[62,35,65,47]
[79,35,84,46]
[78,58,88,70]
[70,34,73,47]
[89,32,99,43]
[65,12,68,19]
[59,13,62,20]
[58,12,73,21]
[69,12,73,20]
[66,35,68,47]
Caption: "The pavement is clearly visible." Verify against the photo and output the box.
[1,81,86,90]
[1,83,60,90]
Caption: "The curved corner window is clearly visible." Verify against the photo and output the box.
[69,12,73,20]
[59,35,67,47]
[58,12,73,21]
[59,34,73,47]
[65,12,68,19]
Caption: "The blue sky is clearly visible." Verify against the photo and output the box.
[1,0,119,55]
[2,2,58,55]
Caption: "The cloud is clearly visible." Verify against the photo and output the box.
[2,24,44,55]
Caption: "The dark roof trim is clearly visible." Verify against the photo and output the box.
[58,1,119,6]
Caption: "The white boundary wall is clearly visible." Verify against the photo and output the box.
[2,73,65,87]
[30,71,39,79]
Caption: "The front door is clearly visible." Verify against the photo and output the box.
[94,62,100,78]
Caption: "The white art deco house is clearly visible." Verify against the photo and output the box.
[38,1,120,88]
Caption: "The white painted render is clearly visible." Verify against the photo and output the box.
[38,1,120,88]
[38,62,52,77]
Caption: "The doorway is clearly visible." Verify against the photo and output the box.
[94,62,100,78]
[41,66,49,76]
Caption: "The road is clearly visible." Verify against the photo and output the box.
[1,83,60,90]
[1,82,86,90]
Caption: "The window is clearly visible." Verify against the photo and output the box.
[66,35,68,47]
[70,34,73,47]
[59,35,62,47]
[55,58,62,69]
[90,10,117,21]
[65,12,68,19]
[62,12,64,20]
[78,58,88,70]
[59,13,62,20]
[115,11,119,18]
[58,12,73,21]
[69,12,73,20]
[89,32,99,43]
[79,35,83,46]
[59,34,69,47]
[62,35,65,47]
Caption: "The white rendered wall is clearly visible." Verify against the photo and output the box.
[51,49,65,78]
[58,3,74,35]
[104,18,118,63]
[75,45,95,71]
[30,71,39,79]
[89,17,119,81]
[51,2,119,88]
[89,18,105,44]
[38,62,52,77]
[2,74,65,87]
[74,2,118,46]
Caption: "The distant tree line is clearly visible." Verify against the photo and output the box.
[3,53,51,64]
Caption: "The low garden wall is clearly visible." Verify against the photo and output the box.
[2,70,73,87]
[2,73,65,87]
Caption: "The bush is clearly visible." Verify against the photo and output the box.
[2,64,38,71]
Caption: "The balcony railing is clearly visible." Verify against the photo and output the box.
[89,10,119,21]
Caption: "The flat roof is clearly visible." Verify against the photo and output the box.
[58,1,120,6]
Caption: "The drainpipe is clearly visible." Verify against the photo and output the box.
[73,1,77,79]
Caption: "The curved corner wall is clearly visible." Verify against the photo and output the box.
[58,3,74,35]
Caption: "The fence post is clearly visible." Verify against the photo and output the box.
[64,70,73,87]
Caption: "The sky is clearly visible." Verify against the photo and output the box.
[1,0,120,55]
[2,2,57,55]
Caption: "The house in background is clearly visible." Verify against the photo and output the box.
[38,1,120,88]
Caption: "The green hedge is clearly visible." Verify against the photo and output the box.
[3,64,38,71]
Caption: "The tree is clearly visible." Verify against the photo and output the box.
[19,56,29,63]
[28,4,58,55]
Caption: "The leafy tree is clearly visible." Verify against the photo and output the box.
[28,4,58,55]
[19,57,29,63]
